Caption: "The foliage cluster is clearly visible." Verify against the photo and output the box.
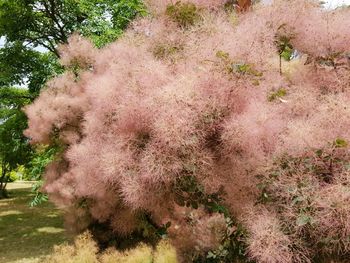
[166,1,200,28]
[254,141,350,262]
[0,87,32,197]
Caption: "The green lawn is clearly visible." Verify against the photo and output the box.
[0,182,73,263]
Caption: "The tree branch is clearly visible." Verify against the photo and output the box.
[0,93,35,101]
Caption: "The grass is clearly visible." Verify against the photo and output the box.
[0,181,72,263]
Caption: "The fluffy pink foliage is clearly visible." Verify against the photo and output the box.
[59,34,97,67]
[258,147,350,261]
[146,0,227,13]
[25,0,350,261]
[24,72,89,144]
[245,209,295,263]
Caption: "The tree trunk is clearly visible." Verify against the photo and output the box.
[0,162,8,199]
[236,0,252,12]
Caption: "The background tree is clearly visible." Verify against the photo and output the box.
[0,87,32,197]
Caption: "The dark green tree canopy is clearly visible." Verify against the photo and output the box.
[0,87,32,196]
[0,0,145,54]
[0,43,61,93]
[0,87,32,167]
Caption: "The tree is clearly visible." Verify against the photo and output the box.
[24,0,350,262]
[0,0,146,53]
[0,43,60,197]
[0,87,32,197]
[0,43,62,94]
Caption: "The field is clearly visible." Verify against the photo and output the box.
[0,182,72,263]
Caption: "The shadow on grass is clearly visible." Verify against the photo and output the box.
[0,183,72,262]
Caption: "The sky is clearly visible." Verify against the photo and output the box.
[0,36,4,48]
[260,0,350,6]
[0,0,349,49]
[323,0,350,8]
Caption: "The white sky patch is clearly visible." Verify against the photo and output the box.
[0,36,5,48]
[323,0,350,8]
[32,45,48,52]
[261,0,350,8]
[0,36,48,52]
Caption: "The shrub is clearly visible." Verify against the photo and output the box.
[43,232,177,263]
[255,143,350,262]
[25,0,350,262]
[43,232,99,263]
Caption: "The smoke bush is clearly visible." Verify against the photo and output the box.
[25,0,350,262]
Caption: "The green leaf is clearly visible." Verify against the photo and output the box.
[207,251,216,259]
[216,50,230,60]
[334,138,348,148]
[292,196,305,205]
[296,214,312,226]
[268,88,287,102]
